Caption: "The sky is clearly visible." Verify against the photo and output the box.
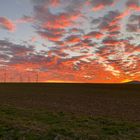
[0,0,140,83]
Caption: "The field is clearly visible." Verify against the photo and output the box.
[0,83,140,139]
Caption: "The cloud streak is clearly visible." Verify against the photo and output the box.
[0,17,16,32]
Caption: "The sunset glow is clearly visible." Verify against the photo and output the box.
[0,0,140,83]
[121,79,133,83]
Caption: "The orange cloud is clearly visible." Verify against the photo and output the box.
[51,0,60,7]
[42,14,80,29]
[109,25,121,32]
[90,0,116,11]
[126,0,140,11]
[129,5,140,11]
[0,17,15,32]
[116,9,130,19]
[92,4,104,11]
[43,21,72,29]
[65,35,81,44]
[38,31,62,42]
[84,31,104,39]
[102,38,121,45]
[109,19,119,26]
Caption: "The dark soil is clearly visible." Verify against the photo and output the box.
[0,83,139,121]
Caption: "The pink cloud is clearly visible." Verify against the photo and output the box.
[16,16,34,24]
[30,36,37,43]
[92,4,105,11]
[89,0,116,11]
[116,9,130,19]
[51,0,60,7]
[0,17,16,32]
[84,31,104,39]
[126,0,140,11]
[42,13,80,29]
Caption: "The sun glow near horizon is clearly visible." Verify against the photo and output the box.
[121,79,133,83]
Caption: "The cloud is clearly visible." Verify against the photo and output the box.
[64,35,81,44]
[0,39,51,76]
[116,9,130,19]
[91,18,101,24]
[89,0,116,11]
[84,31,104,39]
[0,39,35,69]
[32,0,83,44]
[33,0,82,29]
[0,40,34,57]
[16,15,34,24]
[91,10,122,38]
[94,11,121,30]
[126,24,139,32]
[126,0,140,11]
[92,4,105,11]
[32,0,61,7]
[128,14,140,22]
[98,39,140,79]
[37,28,65,42]
[126,14,140,32]
[30,36,38,43]
[0,17,16,32]
[42,14,79,29]
[102,38,121,45]
[50,0,61,7]
[28,1,140,81]
[68,28,84,34]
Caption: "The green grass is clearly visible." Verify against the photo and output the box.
[0,105,139,140]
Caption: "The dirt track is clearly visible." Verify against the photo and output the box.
[0,83,140,121]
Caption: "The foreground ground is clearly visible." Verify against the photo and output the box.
[0,83,140,139]
[0,105,140,140]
